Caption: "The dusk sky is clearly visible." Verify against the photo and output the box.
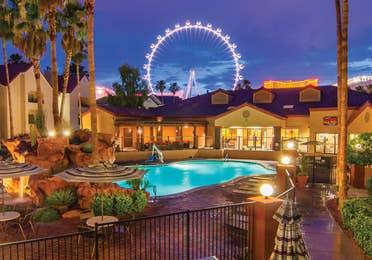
[2,0,372,93]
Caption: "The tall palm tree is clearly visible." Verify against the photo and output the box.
[8,52,23,64]
[37,0,63,129]
[72,44,87,129]
[13,1,48,134]
[169,82,180,103]
[58,1,86,124]
[84,0,98,161]
[335,0,349,207]
[0,1,15,138]
[242,79,252,89]
[156,80,166,102]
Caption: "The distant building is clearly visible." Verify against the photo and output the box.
[143,94,183,109]
[0,63,54,139]
[263,78,318,89]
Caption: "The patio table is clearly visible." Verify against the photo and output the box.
[0,211,20,232]
[86,216,118,227]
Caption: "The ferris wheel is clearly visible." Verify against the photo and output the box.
[143,20,244,96]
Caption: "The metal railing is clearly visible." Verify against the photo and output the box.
[276,169,296,200]
[0,202,255,260]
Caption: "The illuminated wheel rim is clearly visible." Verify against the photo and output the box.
[144,20,244,94]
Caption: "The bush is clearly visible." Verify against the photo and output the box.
[32,208,60,223]
[347,133,372,165]
[341,198,372,256]
[130,190,147,214]
[366,178,372,197]
[44,188,77,207]
[0,205,14,212]
[113,193,133,216]
[91,194,114,216]
[80,142,92,153]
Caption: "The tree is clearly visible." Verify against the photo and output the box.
[8,52,23,64]
[168,82,180,103]
[38,0,63,130]
[0,1,15,138]
[13,1,48,135]
[69,61,87,74]
[155,80,166,102]
[242,79,252,89]
[58,1,86,125]
[85,0,98,162]
[107,64,148,108]
[72,46,87,129]
[354,85,366,93]
[335,0,349,207]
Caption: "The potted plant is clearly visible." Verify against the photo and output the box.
[296,165,309,188]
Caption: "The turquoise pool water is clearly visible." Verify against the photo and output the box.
[117,160,275,196]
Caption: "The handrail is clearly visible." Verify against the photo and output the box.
[152,144,164,163]
[276,169,295,199]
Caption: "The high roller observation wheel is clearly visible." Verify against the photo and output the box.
[143,20,244,94]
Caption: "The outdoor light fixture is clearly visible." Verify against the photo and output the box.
[286,141,296,149]
[281,156,291,165]
[63,130,70,137]
[355,143,363,150]
[260,184,274,198]
[48,131,56,137]
[184,125,188,129]
[138,129,142,134]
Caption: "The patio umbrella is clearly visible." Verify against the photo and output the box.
[0,161,46,211]
[55,163,147,219]
[270,199,309,260]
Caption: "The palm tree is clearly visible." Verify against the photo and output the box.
[13,1,48,134]
[335,0,349,207]
[37,0,63,129]
[8,53,23,64]
[0,1,15,138]
[58,1,86,124]
[84,0,98,162]
[156,80,166,102]
[169,82,180,103]
[242,79,252,89]
[72,44,87,129]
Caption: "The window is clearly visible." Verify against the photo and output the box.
[28,113,35,124]
[253,89,274,104]
[315,133,338,154]
[28,91,38,103]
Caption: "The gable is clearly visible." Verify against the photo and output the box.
[211,91,229,104]
[214,103,286,127]
[299,87,321,102]
[348,103,372,133]
[253,89,274,104]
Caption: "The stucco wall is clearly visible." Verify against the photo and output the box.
[82,109,115,135]
[115,149,199,162]
[348,107,372,134]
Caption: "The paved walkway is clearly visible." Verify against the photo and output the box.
[295,185,369,260]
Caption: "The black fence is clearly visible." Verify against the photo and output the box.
[301,156,337,184]
[0,202,255,260]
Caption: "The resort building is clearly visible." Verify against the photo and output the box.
[0,63,54,139]
[82,84,372,154]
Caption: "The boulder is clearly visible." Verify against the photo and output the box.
[29,176,69,203]
[37,137,69,162]
[72,129,91,143]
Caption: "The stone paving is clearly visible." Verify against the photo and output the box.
[295,185,369,260]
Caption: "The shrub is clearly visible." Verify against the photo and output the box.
[91,194,114,216]
[126,178,151,191]
[341,198,372,256]
[44,188,77,207]
[32,208,60,223]
[80,142,93,153]
[113,193,133,216]
[366,178,372,197]
[0,205,14,212]
[347,133,372,165]
[130,190,147,214]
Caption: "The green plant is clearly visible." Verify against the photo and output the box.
[44,188,77,207]
[126,178,151,191]
[130,190,147,214]
[0,205,14,212]
[366,178,372,197]
[91,194,114,216]
[35,109,46,136]
[80,142,92,153]
[347,133,372,165]
[113,193,133,216]
[32,207,60,223]
[341,198,372,256]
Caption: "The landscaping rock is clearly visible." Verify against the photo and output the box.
[62,210,81,219]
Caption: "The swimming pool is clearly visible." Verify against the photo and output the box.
[117,160,275,196]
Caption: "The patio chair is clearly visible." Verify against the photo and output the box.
[7,213,35,240]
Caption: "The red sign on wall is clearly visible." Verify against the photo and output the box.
[323,116,338,126]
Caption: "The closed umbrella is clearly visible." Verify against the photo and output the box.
[270,199,309,260]
[55,163,147,219]
[0,161,46,211]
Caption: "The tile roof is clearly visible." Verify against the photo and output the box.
[58,73,86,93]
[98,85,372,119]
[0,63,32,86]
[154,95,183,105]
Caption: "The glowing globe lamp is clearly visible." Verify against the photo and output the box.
[281,156,291,165]
[286,141,295,149]
[48,130,56,137]
[260,184,274,198]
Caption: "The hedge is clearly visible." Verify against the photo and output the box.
[341,198,372,256]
